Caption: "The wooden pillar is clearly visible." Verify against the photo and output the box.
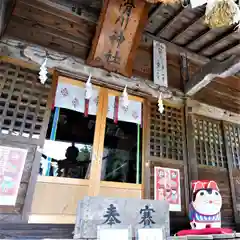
[142,99,151,199]
[185,101,198,183]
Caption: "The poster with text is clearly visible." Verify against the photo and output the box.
[154,167,181,211]
[0,146,28,206]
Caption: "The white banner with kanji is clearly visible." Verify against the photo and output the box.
[54,82,99,115]
[107,96,142,125]
[153,40,168,88]
[154,166,181,212]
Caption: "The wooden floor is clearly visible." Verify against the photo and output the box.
[0,224,74,239]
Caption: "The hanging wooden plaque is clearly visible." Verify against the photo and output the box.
[87,0,148,77]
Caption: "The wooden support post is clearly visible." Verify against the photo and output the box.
[0,0,15,38]
[185,101,198,183]
[142,99,151,199]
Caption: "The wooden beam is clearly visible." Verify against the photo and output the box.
[87,0,149,77]
[187,99,240,125]
[0,0,15,38]
[143,32,209,65]
[0,38,174,100]
[185,56,240,96]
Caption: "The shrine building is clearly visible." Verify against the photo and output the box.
[0,0,240,238]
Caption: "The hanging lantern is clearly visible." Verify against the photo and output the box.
[204,0,240,28]
[120,85,129,110]
[39,58,48,84]
[158,93,164,114]
[85,73,93,100]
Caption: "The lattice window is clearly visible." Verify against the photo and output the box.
[149,103,185,161]
[194,116,226,168]
[224,123,240,169]
[0,62,51,142]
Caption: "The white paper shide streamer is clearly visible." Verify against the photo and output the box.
[85,73,93,100]
[120,85,129,110]
[158,93,164,114]
[39,58,48,84]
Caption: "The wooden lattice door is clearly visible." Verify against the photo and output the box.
[149,102,189,232]
[193,116,234,227]
[223,122,240,223]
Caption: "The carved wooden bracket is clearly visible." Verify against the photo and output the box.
[185,55,240,96]
[87,0,149,77]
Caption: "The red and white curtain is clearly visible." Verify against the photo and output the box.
[54,82,142,124]
[107,96,142,125]
[54,82,99,115]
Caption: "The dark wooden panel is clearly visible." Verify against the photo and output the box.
[6,15,90,60]
[13,1,95,47]
[198,167,234,227]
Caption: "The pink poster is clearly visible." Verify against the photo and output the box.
[0,146,28,206]
[154,166,181,211]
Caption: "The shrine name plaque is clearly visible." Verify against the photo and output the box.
[87,0,149,77]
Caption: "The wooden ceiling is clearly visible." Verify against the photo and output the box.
[3,0,240,113]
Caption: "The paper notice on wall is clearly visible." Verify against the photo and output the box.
[138,228,164,240]
[154,167,181,212]
[98,228,130,240]
[0,146,28,206]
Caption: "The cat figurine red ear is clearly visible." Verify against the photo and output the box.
[189,180,222,229]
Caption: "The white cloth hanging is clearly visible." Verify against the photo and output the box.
[107,96,142,125]
[54,82,99,115]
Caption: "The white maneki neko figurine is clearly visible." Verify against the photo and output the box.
[189,180,222,229]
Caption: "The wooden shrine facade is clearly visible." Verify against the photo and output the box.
[0,0,240,235]
[0,57,239,232]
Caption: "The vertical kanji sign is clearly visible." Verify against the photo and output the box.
[154,166,181,211]
[0,146,28,206]
[87,0,148,77]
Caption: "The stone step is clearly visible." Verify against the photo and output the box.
[0,224,74,239]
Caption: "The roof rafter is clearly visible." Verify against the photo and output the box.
[155,6,185,37]
[171,16,204,44]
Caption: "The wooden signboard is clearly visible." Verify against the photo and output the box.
[87,0,148,77]
[0,146,27,206]
[153,40,168,88]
